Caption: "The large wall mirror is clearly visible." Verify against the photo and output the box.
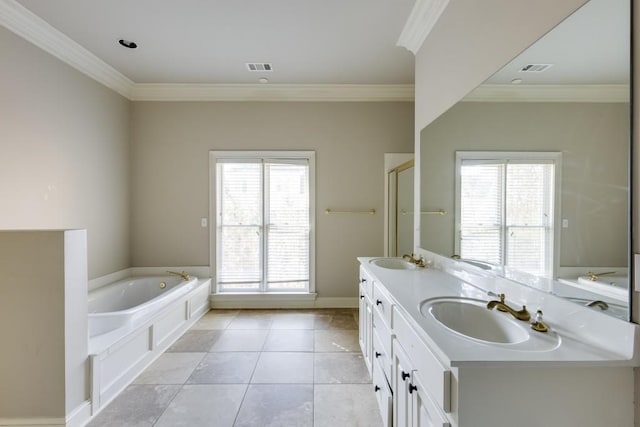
[419,0,631,320]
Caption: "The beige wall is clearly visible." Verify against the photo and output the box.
[0,230,88,419]
[130,102,414,298]
[0,27,131,279]
[419,101,629,268]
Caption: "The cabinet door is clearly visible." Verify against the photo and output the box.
[393,339,413,427]
[373,354,393,427]
[411,374,451,427]
[358,283,373,375]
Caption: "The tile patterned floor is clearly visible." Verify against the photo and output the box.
[88,308,383,427]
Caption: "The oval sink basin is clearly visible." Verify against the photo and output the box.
[421,298,529,344]
[370,258,417,270]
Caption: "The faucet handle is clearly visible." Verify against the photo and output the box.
[531,310,549,333]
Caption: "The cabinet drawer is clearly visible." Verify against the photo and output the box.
[373,327,392,383]
[372,354,392,427]
[359,267,374,299]
[393,307,451,413]
[373,281,393,329]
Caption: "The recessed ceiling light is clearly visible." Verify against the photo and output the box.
[258,77,269,84]
[118,39,138,49]
[511,78,523,84]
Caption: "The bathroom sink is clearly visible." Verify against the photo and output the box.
[369,258,417,270]
[420,297,529,344]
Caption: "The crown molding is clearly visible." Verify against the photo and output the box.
[463,84,630,103]
[396,0,450,55]
[0,0,134,98]
[130,83,415,102]
[1,0,414,102]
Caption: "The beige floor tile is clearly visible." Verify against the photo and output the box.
[234,384,313,427]
[187,352,259,384]
[314,353,371,384]
[314,384,383,427]
[264,330,314,352]
[167,330,222,352]
[314,329,359,352]
[251,352,314,384]
[154,384,246,427]
[209,329,269,351]
[133,352,205,384]
[87,384,180,427]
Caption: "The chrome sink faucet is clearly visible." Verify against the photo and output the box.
[486,293,530,321]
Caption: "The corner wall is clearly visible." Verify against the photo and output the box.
[0,27,131,279]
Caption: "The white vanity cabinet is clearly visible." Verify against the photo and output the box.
[358,267,374,375]
[358,258,637,427]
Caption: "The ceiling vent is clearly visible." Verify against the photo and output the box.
[519,64,553,73]
[246,63,273,72]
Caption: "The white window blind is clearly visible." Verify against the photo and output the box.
[216,158,310,292]
[458,156,555,277]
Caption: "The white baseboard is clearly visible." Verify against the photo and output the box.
[314,297,358,308]
[0,401,90,427]
[210,293,357,309]
[0,420,64,427]
[65,401,91,427]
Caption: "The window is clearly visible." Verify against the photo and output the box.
[211,151,315,293]
[455,152,560,277]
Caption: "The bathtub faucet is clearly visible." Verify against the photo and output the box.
[167,270,191,281]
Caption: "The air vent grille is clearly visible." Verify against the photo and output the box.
[246,63,273,72]
[519,64,553,73]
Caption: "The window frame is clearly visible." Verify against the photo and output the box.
[454,151,562,278]
[209,150,316,294]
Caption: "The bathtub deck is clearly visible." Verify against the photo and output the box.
[87,308,382,427]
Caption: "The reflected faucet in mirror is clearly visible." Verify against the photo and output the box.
[587,271,616,282]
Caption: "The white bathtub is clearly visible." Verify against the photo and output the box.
[88,274,210,414]
[89,275,198,338]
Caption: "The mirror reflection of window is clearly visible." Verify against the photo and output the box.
[455,152,559,277]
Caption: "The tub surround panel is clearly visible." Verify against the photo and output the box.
[90,278,211,415]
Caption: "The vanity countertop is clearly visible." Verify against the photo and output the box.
[359,257,639,368]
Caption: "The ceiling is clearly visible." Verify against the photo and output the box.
[487,0,629,85]
[15,0,416,85]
